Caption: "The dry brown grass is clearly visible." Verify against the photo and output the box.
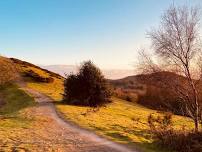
[0,56,18,85]
[148,113,202,152]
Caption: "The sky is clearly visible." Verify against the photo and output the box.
[0,0,201,69]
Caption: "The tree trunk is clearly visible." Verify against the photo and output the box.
[186,69,200,132]
[194,91,199,132]
[194,118,199,132]
[193,96,199,132]
[194,94,199,132]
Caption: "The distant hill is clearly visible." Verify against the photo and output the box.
[110,71,193,114]
[110,71,187,88]
[40,65,135,79]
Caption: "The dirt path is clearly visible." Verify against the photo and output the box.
[21,88,136,152]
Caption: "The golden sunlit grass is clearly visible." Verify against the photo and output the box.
[15,61,64,101]
[23,65,195,152]
[27,77,64,101]
[23,66,50,78]
[56,97,194,152]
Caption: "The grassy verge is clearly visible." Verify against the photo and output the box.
[0,84,35,115]
[27,77,64,101]
[0,84,35,150]
[19,63,64,101]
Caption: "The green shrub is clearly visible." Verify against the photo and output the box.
[63,61,111,107]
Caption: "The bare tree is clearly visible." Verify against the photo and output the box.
[0,56,18,85]
[139,5,202,132]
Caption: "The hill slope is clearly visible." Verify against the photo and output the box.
[10,58,64,100]
[110,71,193,114]
[7,58,194,152]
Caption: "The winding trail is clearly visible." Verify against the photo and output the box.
[22,87,136,152]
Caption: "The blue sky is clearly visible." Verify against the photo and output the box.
[0,0,201,69]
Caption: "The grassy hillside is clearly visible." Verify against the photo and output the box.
[10,58,64,101]
[11,59,194,152]
[56,97,194,152]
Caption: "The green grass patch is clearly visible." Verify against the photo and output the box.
[0,84,35,129]
[0,84,35,115]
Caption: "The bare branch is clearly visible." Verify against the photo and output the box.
[141,5,202,131]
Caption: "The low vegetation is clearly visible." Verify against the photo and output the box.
[148,113,202,152]
[23,69,54,83]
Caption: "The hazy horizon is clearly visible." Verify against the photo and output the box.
[40,64,135,79]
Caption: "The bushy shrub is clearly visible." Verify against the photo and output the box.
[148,113,202,152]
[153,130,202,152]
[0,56,18,85]
[23,70,54,83]
[63,61,111,107]
[148,112,173,130]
